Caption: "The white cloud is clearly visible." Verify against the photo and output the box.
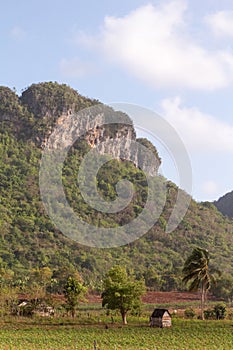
[10,26,26,41]
[79,0,233,91]
[205,10,233,38]
[59,57,96,78]
[160,96,233,153]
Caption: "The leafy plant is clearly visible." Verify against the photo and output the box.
[64,276,87,317]
[102,265,145,324]
[184,308,195,319]
[214,302,227,320]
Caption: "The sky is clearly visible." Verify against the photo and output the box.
[1,0,233,202]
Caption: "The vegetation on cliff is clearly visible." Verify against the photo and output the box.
[0,82,233,299]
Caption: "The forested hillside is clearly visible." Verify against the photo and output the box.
[0,82,233,293]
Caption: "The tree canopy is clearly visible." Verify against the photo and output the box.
[64,276,87,317]
[182,247,220,320]
[102,265,145,324]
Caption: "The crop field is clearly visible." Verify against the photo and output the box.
[0,317,232,350]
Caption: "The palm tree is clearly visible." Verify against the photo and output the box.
[182,247,219,320]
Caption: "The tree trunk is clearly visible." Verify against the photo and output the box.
[121,312,127,325]
[71,308,75,318]
[201,282,205,320]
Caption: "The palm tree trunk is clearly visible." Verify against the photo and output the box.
[201,282,205,320]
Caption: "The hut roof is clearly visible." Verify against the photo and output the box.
[151,308,171,318]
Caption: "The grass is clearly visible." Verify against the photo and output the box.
[0,317,232,349]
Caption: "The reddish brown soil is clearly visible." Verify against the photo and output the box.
[86,291,217,305]
[86,293,102,303]
[19,291,217,306]
[142,291,200,304]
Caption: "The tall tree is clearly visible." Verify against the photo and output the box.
[28,267,53,304]
[102,265,145,325]
[182,247,219,320]
[64,277,87,317]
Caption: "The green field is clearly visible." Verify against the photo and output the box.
[0,317,232,350]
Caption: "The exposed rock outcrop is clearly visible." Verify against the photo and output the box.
[0,82,161,176]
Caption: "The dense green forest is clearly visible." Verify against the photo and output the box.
[0,82,233,296]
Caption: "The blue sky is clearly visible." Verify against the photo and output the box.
[1,0,233,202]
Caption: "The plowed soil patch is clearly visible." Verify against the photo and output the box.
[86,291,217,304]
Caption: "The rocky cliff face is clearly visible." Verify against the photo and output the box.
[0,82,161,176]
[42,107,160,176]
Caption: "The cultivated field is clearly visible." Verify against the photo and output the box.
[0,292,231,350]
[0,317,233,349]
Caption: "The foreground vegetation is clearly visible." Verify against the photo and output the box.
[0,316,232,349]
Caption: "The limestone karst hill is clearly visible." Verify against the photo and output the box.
[0,82,233,292]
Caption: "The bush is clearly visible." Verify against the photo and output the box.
[184,308,195,319]
[204,303,227,320]
[204,309,215,320]
[214,303,227,320]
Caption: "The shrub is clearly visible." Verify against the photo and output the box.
[204,309,215,320]
[214,303,227,320]
[184,308,195,319]
[203,303,227,320]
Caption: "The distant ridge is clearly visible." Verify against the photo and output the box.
[214,191,233,218]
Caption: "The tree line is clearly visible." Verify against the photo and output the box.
[0,247,231,323]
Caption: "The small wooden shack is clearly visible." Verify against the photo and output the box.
[150,308,172,328]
